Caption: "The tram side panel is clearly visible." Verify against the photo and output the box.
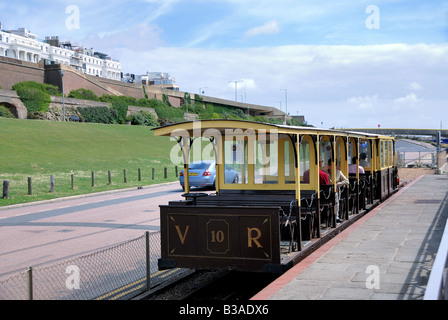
[158,205,281,272]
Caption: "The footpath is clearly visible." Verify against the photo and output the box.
[253,174,448,300]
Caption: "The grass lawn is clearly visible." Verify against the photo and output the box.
[0,118,179,206]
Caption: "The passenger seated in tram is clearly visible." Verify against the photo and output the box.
[349,156,365,174]
[359,153,369,168]
[327,159,349,223]
[319,159,330,185]
[301,159,329,185]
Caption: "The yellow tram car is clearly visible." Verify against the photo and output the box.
[153,120,398,272]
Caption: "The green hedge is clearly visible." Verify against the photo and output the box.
[129,110,158,126]
[68,88,100,101]
[78,106,116,124]
[12,82,292,126]
[12,81,61,117]
[99,95,131,124]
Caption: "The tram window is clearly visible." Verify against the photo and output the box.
[389,141,393,167]
[254,138,278,184]
[380,140,384,168]
[385,141,389,167]
[284,139,295,184]
[300,140,310,183]
[348,140,354,165]
[359,140,371,168]
[224,140,247,184]
[336,138,344,171]
[320,139,332,171]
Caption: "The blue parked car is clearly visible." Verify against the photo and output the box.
[179,160,239,190]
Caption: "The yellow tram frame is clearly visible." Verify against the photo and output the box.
[154,120,395,202]
[153,120,396,271]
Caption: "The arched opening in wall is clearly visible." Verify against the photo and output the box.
[0,102,19,118]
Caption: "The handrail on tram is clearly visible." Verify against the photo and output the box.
[424,216,448,300]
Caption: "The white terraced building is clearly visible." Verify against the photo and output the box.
[0,23,121,80]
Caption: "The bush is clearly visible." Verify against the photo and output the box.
[99,95,133,124]
[68,88,100,101]
[129,111,158,127]
[0,105,14,118]
[12,81,61,117]
[13,83,51,115]
[153,103,185,123]
[77,106,116,124]
[162,93,171,106]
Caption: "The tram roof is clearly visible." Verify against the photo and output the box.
[152,119,394,140]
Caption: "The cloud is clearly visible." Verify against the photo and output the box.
[408,81,423,91]
[347,95,378,110]
[244,20,280,38]
[393,92,422,104]
[82,22,164,53]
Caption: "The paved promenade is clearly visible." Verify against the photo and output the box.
[253,174,448,300]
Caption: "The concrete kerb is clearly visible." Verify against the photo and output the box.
[0,181,179,211]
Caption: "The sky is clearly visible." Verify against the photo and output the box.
[1,0,447,129]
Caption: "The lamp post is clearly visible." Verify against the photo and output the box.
[60,70,65,122]
[229,80,243,102]
[185,92,189,120]
[280,88,288,115]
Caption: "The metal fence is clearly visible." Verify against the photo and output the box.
[397,151,437,168]
[397,149,448,172]
[0,231,188,300]
[424,216,448,300]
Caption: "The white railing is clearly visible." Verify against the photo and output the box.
[424,217,448,300]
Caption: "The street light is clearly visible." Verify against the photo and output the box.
[60,69,65,122]
[229,80,243,102]
[280,88,288,115]
[185,92,190,120]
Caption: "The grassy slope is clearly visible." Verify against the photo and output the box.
[0,118,178,206]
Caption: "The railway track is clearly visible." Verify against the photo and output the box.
[144,269,279,300]
[181,271,280,300]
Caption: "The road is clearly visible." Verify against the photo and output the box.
[0,182,186,278]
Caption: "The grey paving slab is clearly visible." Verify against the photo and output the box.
[264,175,448,300]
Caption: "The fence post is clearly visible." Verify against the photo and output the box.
[175,166,178,177]
[123,170,127,183]
[152,168,155,180]
[28,177,33,195]
[50,175,55,193]
[2,180,9,199]
[108,170,112,185]
[146,231,150,291]
[27,267,33,300]
[91,171,95,187]
[138,168,141,182]
[164,167,167,179]
[71,173,74,189]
